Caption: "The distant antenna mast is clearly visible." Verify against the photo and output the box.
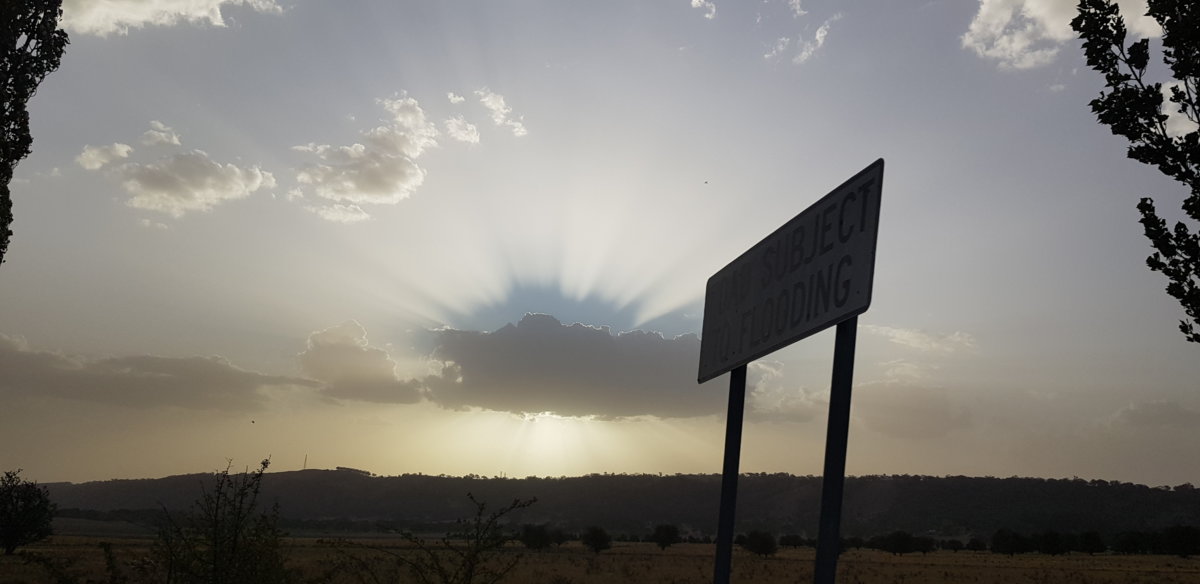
[303,454,307,470]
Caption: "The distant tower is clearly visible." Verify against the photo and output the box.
[303,454,307,470]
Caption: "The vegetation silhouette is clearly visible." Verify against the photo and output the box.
[649,524,681,550]
[323,493,535,584]
[580,526,611,554]
[137,458,292,584]
[1073,0,1200,342]
[517,523,551,551]
[0,469,55,555]
[0,0,68,265]
[739,530,778,557]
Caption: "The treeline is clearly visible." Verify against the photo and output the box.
[46,471,1200,538]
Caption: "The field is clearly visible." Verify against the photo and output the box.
[3,536,1200,584]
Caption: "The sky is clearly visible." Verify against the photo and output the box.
[2,0,1198,487]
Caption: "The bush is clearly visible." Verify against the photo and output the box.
[649,524,681,550]
[581,526,611,554]
[0,469,55,555]
[325,493,535,584]
[140,459,291,584]
[740,531,777,557]
[518,524,551,551]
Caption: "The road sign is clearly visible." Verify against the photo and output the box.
[697,159,883,383]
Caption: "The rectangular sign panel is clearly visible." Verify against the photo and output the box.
[698,159,883,383]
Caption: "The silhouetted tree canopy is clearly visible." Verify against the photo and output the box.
[580,526,611,554]
[1072,0,1200,342]
[0,469,55,555]
[518,523,551,551]
[739,531,778,557]
[649,524,681,550]
[1,1,67,265]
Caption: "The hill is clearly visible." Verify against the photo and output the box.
[45,471,1200,539]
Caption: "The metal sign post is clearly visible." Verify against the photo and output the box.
[712,365,746,584]
[813,317,858,584]
[699,160,882,584]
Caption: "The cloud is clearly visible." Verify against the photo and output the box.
[298,321,424,403]
[142,121,182,146]
[878,358,938,382]
[118,150,275,217]
[787,0,807,18]
[75,143,133,170]
[444,115,480,144]
[746,360,824,422]
[447,92,466,104]
[417,314,721,419]
[474,88,528,137]
[764,37,791,61]
[293,93,438,219]
[962,0,1161,69]
[305,203,371,224]
[1111,400,1200,429]
[0,333,312,410]
[855,382,971,440]
[1163,82,1200,138]
[62,0,282,36]
[863,325,976,353]
[691,0,716,20]
[792,13,842,65]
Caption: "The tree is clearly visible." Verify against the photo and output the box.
[0,469,55,555]
[1080,531,1107,555]
[1072,0,1200,342]
[739,531,778,557]
[517,523,550,551]
[1162,524,1200,557]
[649,524,681,551]
[137,459,291,584]
[1,0,68,265]
[580,526,611,554]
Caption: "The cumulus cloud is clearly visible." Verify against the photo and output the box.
[447,92,466,104]
[962,0,1160,69]
[443,115,480,144]
[787,0,807,18]
[62,0,282,36]
[793,13,842,65]
[691,0,716,20]
[118,150,275,217]
[76,143,133,170]
[863,325,976,353]
[746,360,824,422]
[298,321,424,403]
[293,93,438,220]
[0,333,312,410]
[417,314,720,419]
[1111,400,1200,429]
[474,88,528,137]
[855,382,972,440]
[142,121,182,146]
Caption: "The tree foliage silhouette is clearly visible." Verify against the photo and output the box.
[649,524,681,550]
[1,0,68,265]
[1072,0,1200,342]
[580,526,611,554]
[144,459,291,584]
[0,469,55,555]
[325,493,535,584]
[739,531,778,557]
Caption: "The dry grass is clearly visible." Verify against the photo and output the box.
[4,537,1200,584]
